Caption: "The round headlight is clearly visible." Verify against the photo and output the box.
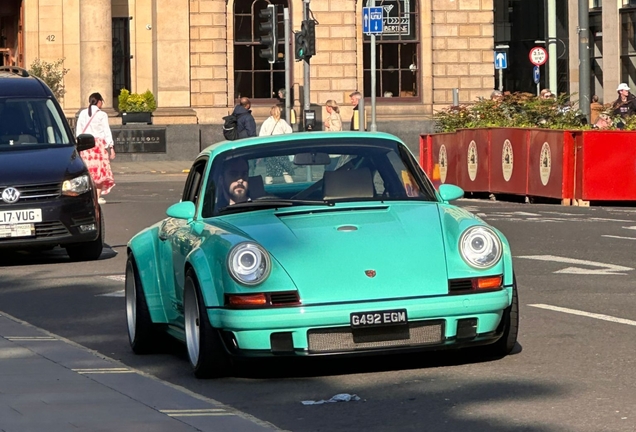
[459,226,503,269]
[228,242,271,285]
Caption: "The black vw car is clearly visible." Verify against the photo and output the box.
[0,66,103,260]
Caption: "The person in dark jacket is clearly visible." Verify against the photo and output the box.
[612,83,636,119]
[232,97,256,138]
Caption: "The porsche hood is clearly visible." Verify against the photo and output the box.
[223,203,454,304]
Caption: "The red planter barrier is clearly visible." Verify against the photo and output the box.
[421,132,465,188]
[457,129,490,192]
[575,131,636,201]
[488,128,528,195]
[527,130,575,200]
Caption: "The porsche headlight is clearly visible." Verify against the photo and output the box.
[62,174,91,196]
[228,242,271,286]
[459,226,502,269]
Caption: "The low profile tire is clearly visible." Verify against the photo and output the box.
[483,274,519,357]
[126,253,157,354]
[66,208,104,261]
[184,270,232,378]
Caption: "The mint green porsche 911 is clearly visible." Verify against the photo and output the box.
[125,131,518,378]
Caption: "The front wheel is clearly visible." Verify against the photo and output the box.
[66,209,104,261]
[184,270,232,378]
[125,254,158,354]
[483,275,519,357]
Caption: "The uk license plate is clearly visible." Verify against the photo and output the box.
[0,209,42,224]
[350,309,408,328]
[0,223,35,238]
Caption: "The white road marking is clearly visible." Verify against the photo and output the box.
[97,290,124,297]
[160,409,234,417]
[602,235,636,241]
[5,336,56,341]
[104,275,126,282]
[529,304,636,327]
[516,255,633,275]
[622,226,636,230]
[73,368,135,374]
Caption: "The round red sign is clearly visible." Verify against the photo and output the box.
[529,47,548,66]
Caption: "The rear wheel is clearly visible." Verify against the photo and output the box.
[483,275,519,357]
[66,208,104,261]
[184,270,232,378]
[126,253,158,354]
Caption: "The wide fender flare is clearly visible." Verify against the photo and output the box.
[127,226,169,323]
[186,248,223,308]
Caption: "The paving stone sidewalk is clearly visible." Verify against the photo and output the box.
[0,311,280,432]
[110,160,192,175]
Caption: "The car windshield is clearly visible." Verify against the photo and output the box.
[203,137,437,216]
[0,97,72,149]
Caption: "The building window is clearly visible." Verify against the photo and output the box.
[590,11,603,100]
[621,8,636,89]
[363,0,419,99]
[234,0,288,101]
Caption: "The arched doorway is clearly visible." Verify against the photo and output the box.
[0,0,22,67]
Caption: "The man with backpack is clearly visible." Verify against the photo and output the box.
[223,97,256,141]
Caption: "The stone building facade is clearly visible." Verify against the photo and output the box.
[0,0,504,159]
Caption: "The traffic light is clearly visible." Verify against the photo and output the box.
[302,20,316,57]
[294,20,316,61]
[258,4,277,64]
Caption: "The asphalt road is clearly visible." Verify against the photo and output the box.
[1,174,636,432]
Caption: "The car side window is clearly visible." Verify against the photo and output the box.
[182,160,207,205]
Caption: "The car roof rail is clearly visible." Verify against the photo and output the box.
[0,66,30,77]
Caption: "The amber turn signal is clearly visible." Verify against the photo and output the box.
[227,293,267,307]
[475,275,503,289]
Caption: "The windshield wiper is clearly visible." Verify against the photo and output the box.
[218,198,331,214]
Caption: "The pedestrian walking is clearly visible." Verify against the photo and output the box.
[232,97,257,138]
[76,92,115,204]
[590,95,603,125]
[324,100,342,131]
[612,83,636,119]
[349,91,362,131]
[259,105,294,184]
[259,105,293,136]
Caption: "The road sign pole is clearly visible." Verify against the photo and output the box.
[303,0,310,113]
[284,8,291,125]
[499,68,503,92]
[369,0,377,132]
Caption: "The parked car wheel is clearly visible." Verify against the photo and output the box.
[66,209,104,261]
[483,275,519,357]
[126,253,158,354]
[184,270,232,378]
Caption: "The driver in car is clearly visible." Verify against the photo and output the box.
[218,157,250,207]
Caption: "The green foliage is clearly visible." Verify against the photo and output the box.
[434,92,593,132]
[117,89,157,112]
[28,58,69,101]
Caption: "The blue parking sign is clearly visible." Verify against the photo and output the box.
[363,7,383,34]
[533,66,540,84]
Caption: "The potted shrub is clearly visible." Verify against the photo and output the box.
[118,89,157,125]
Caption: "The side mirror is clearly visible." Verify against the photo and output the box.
[166,201,196,220]
[76,134,95,152]
[438,184,464,202]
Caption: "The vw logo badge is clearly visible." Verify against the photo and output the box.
[1,187,20,203]
[365,270,376,278]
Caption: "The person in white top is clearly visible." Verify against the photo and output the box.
[259,104,293,136]
[75,92,116,204]
[258,105,294,184]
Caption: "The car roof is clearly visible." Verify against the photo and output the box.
[198,131,407,159]
[0,68,51,98]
